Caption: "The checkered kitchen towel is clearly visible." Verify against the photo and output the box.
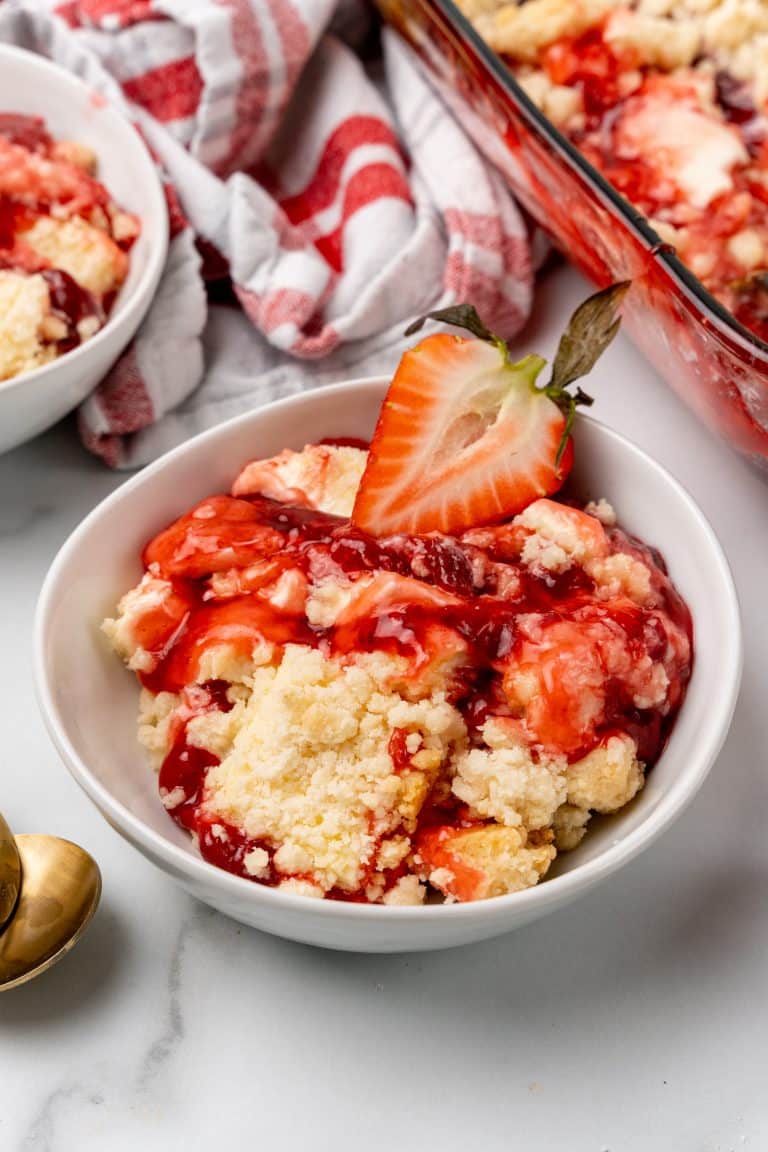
[0,0,534,467]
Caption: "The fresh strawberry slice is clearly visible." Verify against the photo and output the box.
[353,338,564,535]
[352,285,629,537]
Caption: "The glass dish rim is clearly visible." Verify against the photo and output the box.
[430,0,768,361]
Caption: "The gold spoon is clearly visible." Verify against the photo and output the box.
[0,813,21,929]
[0,834,101,991]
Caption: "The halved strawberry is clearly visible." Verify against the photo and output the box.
[352,286,629,537]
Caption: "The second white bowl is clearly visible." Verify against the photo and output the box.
[0,45,168,453]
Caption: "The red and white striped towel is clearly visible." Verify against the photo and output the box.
[0,0,534,467]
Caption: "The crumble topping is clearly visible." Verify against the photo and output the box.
[233,444,368,517]
[0,271,56,380]
[201,645,465,894]
[104,443,692,904]
[566,732,645,812]
[552,802,591,850]
[451,718,568,830]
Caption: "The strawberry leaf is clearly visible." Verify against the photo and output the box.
[404,304,500,344]
[547,281,630,395]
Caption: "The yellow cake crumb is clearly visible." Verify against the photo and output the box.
[567,734,645,812]
[138,688,180,773]
[587,551,653,604]
[475,0,618,60]
[0,271,55,381]
[451,718,567,830]
[515,498,609,574]
[382,875,426,906]
[201,646,467,895]
[20,214,127,297]
[102,573,176,674]
[416,824,556,900]
[552,802,591,850]
[232,444,368,516]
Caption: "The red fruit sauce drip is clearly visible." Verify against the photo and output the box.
[41,269,101,351]
[0,199,20,251]
[0,114,52,153]
[196,817,272,880]
[388,728,412,774]
[318,436,370,451]
[160,738,219,832]
[158,680,232,828]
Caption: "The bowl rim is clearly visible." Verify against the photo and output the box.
[34,376,743,922]
[424,0,768,362]
[0,43,169,397]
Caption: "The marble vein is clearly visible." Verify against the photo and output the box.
[14,905,213,1150]
[136,904,213,1090]
[20,1085,104,1152]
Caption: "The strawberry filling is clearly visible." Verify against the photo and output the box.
[135,485,691,895]
[508,15,768,342]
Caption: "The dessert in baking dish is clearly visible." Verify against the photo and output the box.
[460,0,768,344]
[104,289,693,904]
[0,113,139,381]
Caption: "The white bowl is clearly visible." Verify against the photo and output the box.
[0,45,168,453]
[35,379,742,952]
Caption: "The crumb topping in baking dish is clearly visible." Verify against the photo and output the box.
[461,0,768,343]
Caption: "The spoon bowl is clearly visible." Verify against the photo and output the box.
[0,813,21,929]
[0,834,101,991]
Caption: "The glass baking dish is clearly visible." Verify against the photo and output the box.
[377,0,768,472]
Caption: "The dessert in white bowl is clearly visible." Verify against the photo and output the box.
[35,291,740,949]
[0,111,139,381]
[0,46,167,454]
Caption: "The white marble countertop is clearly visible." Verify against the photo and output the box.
[1,264,766,1152]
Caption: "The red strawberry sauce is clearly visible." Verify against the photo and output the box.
[0,114,52,152]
